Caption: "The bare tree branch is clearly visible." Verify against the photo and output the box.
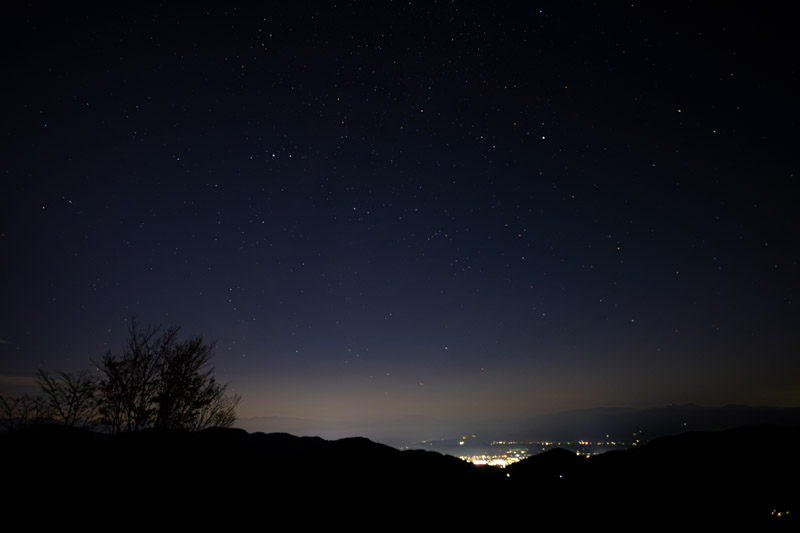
[94,318,240,432]
[36,369,98,428]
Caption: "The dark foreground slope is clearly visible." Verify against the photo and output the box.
[2,424,798,527]
[507,424,800,526]
[1,425,500,527]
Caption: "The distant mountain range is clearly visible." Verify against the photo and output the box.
[235,404,800,446]
[3,422,798,526]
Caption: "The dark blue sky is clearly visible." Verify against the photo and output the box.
[2,3,798,423]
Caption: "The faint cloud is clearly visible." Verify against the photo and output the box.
[0,375,38,386]
[0,338,12,345]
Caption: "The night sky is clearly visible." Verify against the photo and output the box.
[2,3,798,426]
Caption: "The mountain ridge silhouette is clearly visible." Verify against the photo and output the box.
[2,423,797,527]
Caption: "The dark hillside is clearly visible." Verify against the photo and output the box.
[2,424,797,527]
[507,424,800,525]
[1,425,501,527]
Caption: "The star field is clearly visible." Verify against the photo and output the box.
[1,3,798,424]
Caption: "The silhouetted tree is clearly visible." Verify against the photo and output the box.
[0,393,52,430]
[36,369,99,428]
[95,320,171,432]
[192,386,241,430]
[95,319,239,432]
